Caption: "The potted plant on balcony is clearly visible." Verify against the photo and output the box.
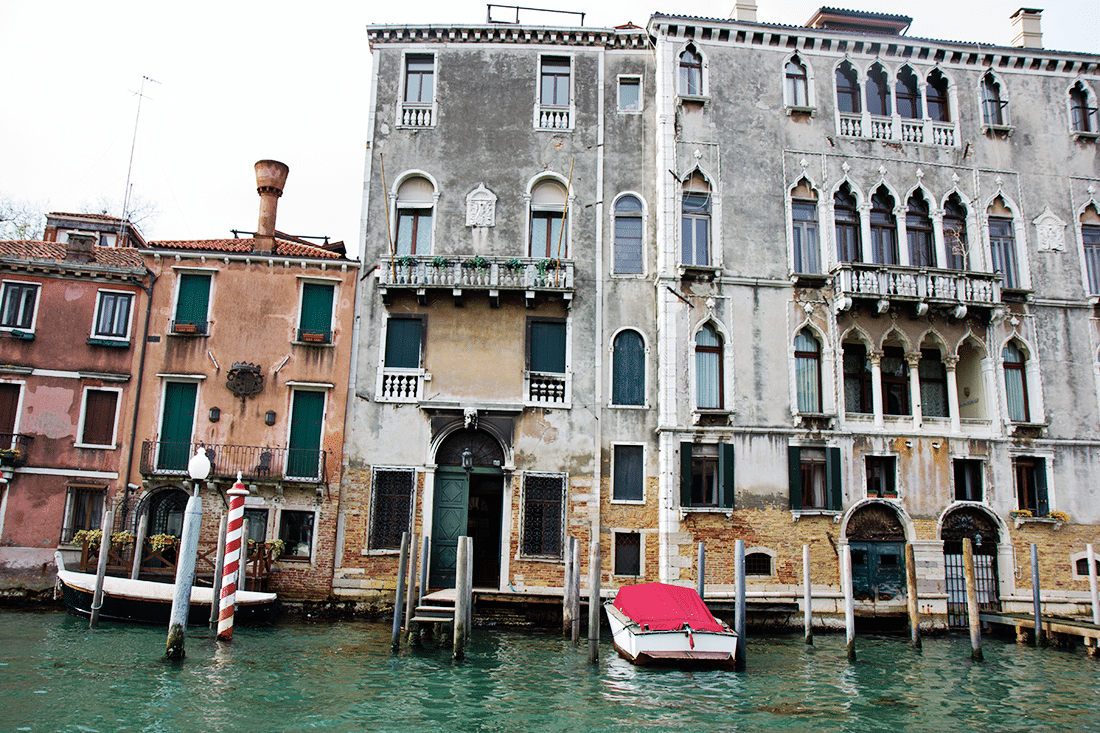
[0,446,25,467]
[462,255,489,271]
[504,258,524,272]
[430,256,451,269]
[73,529,103,552]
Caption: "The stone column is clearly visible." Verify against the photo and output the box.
[870,349,885,428]
[859,202,873,264]
[907,351,923,430]
[944,355,961,433]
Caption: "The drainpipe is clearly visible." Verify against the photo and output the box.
[119,267,158,529]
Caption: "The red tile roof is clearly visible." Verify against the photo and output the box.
[0,241,145,268]
[47,211,126,223]
[147,237,344,260]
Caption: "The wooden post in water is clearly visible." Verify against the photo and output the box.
[165,491,202,659]
[453,536,469,660]
[89,508,114,629]
[571,540,581,645]
[239,518,250,593]
[734,539,746,670]
[1030,543,1044,647]
[209,514,227,628]
[963,538,983,661]
[419,535,430,609]
[563,536,574,637]
[465,536,474,634]
[402,533,418,645]
[391,531,409,651]
[802,544,813,646]
[1088,544,1099,657]
[696,542,706,601]
[130,510,147,580]
[841,544,856,662]
[587,538,600,665]
[905,543,921,650]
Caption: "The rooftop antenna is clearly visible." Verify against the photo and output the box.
[118,75,160,245]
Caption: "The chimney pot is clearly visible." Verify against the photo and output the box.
[254,160,289,254]
[1010,7,1043,49]
[64,233,96,263]
[732,1,757,22]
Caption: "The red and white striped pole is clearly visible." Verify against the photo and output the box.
[217,472,249,641]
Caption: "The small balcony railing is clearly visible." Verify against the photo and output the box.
[296,328,332,344]
[838,112,958,147]
[526,371,569,406]
[140,440,326,483]
[377,256,574,293]
[170,319,208,336]
[0,433,33,467]
[376,368,424,403]
[400,102,433,127]
[835,263,1001,307]
[537,105,570,130]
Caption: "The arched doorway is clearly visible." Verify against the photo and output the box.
[846,503,906,601]
[430,429,505,590]
[942,506,1001,627]
[137,487,189,570]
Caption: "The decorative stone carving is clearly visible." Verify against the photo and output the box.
[465,183,497,227]
[226,362,264,400]
[1032,206,1066,252]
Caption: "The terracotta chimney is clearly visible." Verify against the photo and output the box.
[254,159,289,254]
[732,1,757,22]
[64,233,96,263]
[1010,8,1043,49]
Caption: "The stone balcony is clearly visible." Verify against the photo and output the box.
[839,112,957,147]
[834,263,1001,317]
[377,255,574,307]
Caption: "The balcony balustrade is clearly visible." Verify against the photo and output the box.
[378,255,574,303]
[839,112,958,147]
[526,371,568,406]
[140,440,326,483]
[400,103,433,128]
[835,263,1001,310]
[376,368,424,403]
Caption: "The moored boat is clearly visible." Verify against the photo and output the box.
[604,582,738,667]
[55,552,277,625]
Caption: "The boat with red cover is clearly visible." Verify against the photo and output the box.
[604,582,738,667]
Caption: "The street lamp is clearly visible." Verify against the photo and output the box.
[461,448,473,471]
[188,450,212,493]
[166,450,208,659]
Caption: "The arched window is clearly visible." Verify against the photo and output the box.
[835,184,862,263]
[395,176,435,255]
[988,196,1019,289]
[981,73,1007,127]
[919,348,948,417]
[1081,204,1100,295]
[695,324,723,410]
[791,180,819,274]
[611,330,645,406]
[679,46,703,96]
[926,69,950,122]
[881,344,911,416]
[613,195,643,275]
[1003,341,1030,422]
[530,179,568,258]
[943,194,969,270]
[836,62,860,114]
[794,329,822,413]
[1070,81,1097,133]
[785,57,809,107]
[870,187,898,265]
[906,191,934,267]
[843,341,872,414]
[896,66,921,119]
[866,63,891,117]
[681,172,711,267]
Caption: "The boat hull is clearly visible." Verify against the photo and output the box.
[605,602,738,668]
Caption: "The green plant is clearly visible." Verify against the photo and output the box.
[1010,509,1033,519]
[430,256,451,268]
[535,258,560,277]
[149,534,178,553]
[396,255,418,267]
[462,255,489,270]
[247,538,285,560]
[503,258,524,272]
[74,529,102,548]
[111,530,135,545]
[1048,510,1070,522]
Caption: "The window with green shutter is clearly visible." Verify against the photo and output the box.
[298,283,335,343]
[173,273,211,335]
[384,317,423,369]
[789,445,842,510]
[612,329,644,406]
[528,320,566,374]
[680,442,734,509]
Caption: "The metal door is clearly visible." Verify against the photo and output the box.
[944,544,1000,627]
[849,541,905,601]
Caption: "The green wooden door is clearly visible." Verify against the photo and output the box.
[287,390,324,478]
[158,382,197,471]
[430,469,469,589]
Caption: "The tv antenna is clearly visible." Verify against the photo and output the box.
[118,75,160,243]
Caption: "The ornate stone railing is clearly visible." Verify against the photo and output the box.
[537,106,570,130]
[378,255,574,293]
[526,371,568,406]
[837,113,959,148]
[835,263,1001,307]
[400,103,432,127]
[376,369,424,403]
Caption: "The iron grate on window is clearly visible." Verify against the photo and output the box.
[614,532,641,576]
[522,473,564,558]
[369,468,414,550]
[745,552,772,576]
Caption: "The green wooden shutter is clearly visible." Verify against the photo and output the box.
[612,330,645,406]
[175,274,211,328]
[158,382,197,471]
[384,318,422,368]
[288,390,325,478]
[1035,458,1049,517]
[788,445,802,510]
[530,321,566,373]
[719,443,735,509]
[680,442,693,508]
[299,283,334,340]
[827,447,843,510]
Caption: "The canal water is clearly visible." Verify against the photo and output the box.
[2,611,1099,732]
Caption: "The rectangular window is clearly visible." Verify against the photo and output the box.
[681,194,711,266]
[279,510,315,561]
[1083,226,1100,295]
[530,211,565,259]
[843,343,873,414]
[680,443,734,509]
[540,56,570,107]
[789,445,842,511]
[918,350,949,418]
[0,382,21,437]
[988,219,1019,289]
[1014,457,1048,516]
[792,201,820,274]
[881,347,911,416]
[404,54,434,104]
[745,552,772,576]
[613,532,641,576]
[243,508,269,544]
[297,282,335,344]
[287,390,325,480]
[61,485,105,544]
[173,272,212,335]
[384,317,423,369]
[612,444,643,502]
[93,291,133,339]
[0,282,38,330]
[954,459,983,502]
[618,76,641,112]
[866,455,897,498]
[79,389,119,447]
[528,319,566,374]
[369,467,414,550]
[522,473,564,558]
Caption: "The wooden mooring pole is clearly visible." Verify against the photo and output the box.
[802,544,812,646]
[165,490,202,660]
[89,508,114,629]
[587,538,600,665]
[697,542,706,601]
[734,539,746,670]
[419,535,430,609]
[905,543,921,650]
[391,531,410,651]
[130,511,147,580]
[1089,544,1100,657]
[1031,543,1044,647]
[563,537,574,637]
[209,514,227,629]
[402,533,419,645]
[841,544,856,662]
[454,536,470,660]
[963,537,983,661]
[571,540,581,645]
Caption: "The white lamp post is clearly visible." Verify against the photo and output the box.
[165,450,210,659]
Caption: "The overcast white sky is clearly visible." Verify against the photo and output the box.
[2,1,1098,260]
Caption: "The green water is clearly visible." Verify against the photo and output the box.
[1,611,1098,732]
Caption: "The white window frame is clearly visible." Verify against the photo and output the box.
[786,178,823,275]
[608,326,649,409]
[519,471,567,560]
[978,71,1013,134]
[864,453,899,499]
[610,192,647,278]
[611,529,644,578]
[1067,79,1100,139]
[294,276,339,345]
[0,379,27,440]
[617,74,642,114]
[524,316,573,409]
[75,385,123,449]
[783,54,816,113]
[169,267,216,336]
[396,51,438,130]
[1070,549,1100,580]
[983,192,1031,292]
[389,170,440,257]
[276,506,318,562]
[690,319,732,416]
[0,279,41,334]
[610,442,646,504]
[90,288,135,342]
[375,315,427,403]
[524,173,574,261]
[1075,197,1100,299]
[676,42,709,101]
[534,53,576,131]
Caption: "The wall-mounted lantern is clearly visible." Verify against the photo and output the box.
[209,406,221,422]
[461,448,473,471]
[265,410,276,426]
